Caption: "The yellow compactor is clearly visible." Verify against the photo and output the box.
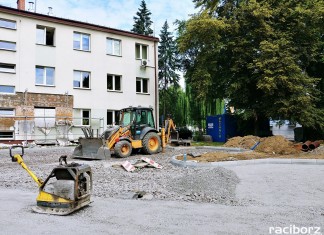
[10,145,92,215]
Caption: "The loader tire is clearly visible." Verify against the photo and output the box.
[115,140,132,158]
[142,132,161,155]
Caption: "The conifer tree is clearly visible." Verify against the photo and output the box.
[131,0,153,35]
[158,20,181,121]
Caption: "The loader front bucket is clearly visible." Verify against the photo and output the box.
[72,138,111,160]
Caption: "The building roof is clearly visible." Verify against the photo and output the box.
[0,5,159,42]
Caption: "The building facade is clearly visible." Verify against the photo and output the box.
[0,1,159,144]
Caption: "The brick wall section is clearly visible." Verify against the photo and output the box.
[0,92,73,130]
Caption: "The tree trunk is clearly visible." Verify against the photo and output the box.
[253,112,271,137]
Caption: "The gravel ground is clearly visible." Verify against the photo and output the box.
[0,146,323,235]
[0,146,239,205]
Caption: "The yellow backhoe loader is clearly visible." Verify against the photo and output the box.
[73,106,178,159]
[10,145,92,215]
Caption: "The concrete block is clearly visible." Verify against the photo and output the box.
[254,159,270,164]
[291,159,317,165]
[218,161,238,167]
[267,158,292,164]
[316,159,324,165]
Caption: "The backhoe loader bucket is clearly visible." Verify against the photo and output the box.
[72,138,111,160]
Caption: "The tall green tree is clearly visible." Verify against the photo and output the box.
[158,20,181,122]
[174,19,226,131]
[179,0,324,136]
[131,0,153,35]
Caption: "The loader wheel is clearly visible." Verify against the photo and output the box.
[142,132,161,154]
[115,141,132,158]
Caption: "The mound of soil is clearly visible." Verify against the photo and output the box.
[225,135,299,155]
[224,135,260,149]
[255,135,299,155]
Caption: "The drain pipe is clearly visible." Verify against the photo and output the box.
[309,141,320,150]
[301,141,312,151]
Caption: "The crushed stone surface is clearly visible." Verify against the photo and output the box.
[0,146,239,205]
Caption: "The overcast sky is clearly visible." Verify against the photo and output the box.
[0,0,197,35]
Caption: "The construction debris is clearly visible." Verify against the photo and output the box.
[121,161,136,172]
[141,157,163,169]
[119,158,162,172]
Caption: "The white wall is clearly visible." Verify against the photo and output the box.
[0,11,158,132]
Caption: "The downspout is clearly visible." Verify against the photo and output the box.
[154,41,159,129]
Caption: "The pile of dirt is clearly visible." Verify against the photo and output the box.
[255,135,299,155]
[224,135,261,149]
[224,135,299,155]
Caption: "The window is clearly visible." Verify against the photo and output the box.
[0,18,16,29]
[135,109,155,127]
[74,71,90,89]
[73,32,90,51]
[35,66,55,86]
[0,40,16,51]
[136,78,149,94]
[36,25,55,46]
[107,74,121,91]
[0,108,15,116]
[135,44,148,59]
[107,110,119,125]
[107,38,121,56]
[0,131,14,139]
[34,107,55,128]
[82,110,91,125]
[0,85,15,94]
[0,63,15,73]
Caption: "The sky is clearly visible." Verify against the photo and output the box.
[0,0,198,35]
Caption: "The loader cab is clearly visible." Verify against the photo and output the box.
[119,107,155,139]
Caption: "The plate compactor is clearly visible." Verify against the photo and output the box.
[9,145,92,215]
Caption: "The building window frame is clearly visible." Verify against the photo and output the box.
[0,40,16,51]
[73,70,91,89]
[81,109,91,126]
[0,108,15,116]
[0,131,14,140]
[135,43,148,60]
[0,18,16,30]
[136,77,149,94]
[73,32,90,51]
[0,85,15,94]
[107,74,122,92]
[0,63,15,73]
[36,25,55,46]
[106,38,121,56]
[35,66,55,86]
[107,110,119,126]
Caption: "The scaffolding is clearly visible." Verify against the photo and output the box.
[0,115,104,144]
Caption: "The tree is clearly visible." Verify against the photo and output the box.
[158,20,181,122]
[174,20,226,131]
[178,0,324,136]
[131,0,153,35]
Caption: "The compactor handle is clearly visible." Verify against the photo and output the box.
[9,145,24,162]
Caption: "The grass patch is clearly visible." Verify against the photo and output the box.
[191,141,224,147]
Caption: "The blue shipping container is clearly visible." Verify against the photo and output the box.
[206,115,237,142]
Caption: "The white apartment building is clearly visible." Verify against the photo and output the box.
[0,1,159,144]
